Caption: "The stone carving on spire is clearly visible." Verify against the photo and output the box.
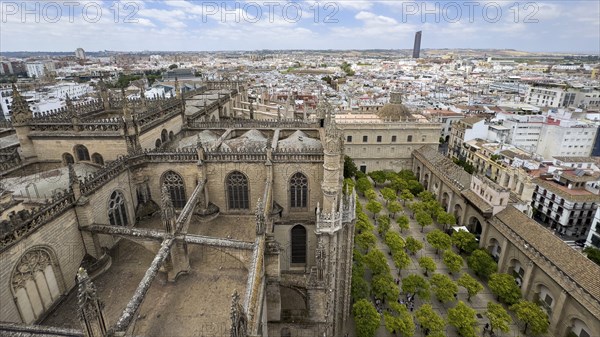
[324,116,342,154]
[68,164,79,188]
[77,268,107,337]
[316,239,326,281]
[230,290,247,337]
[255,198,265,235]
[161,185,176,234]
[10,84,32,124]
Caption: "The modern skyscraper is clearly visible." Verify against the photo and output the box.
[413,31,422,58]
[75,48,85,60]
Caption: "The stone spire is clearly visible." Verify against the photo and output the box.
[161,185,176,234]
[65,94,74,114]
[121,88,133,121]
[324,115,342,154]
[68,164,81,199]
[77,268,107,337]
[174,77,180,98]
[10,84,32,124]
[230,290,247,337]
[255,198,265,235]
[98,78,110,110]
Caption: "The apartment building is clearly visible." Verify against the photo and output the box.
[531,163,599,238]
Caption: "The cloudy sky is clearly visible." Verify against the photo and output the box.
[1,0,598,53]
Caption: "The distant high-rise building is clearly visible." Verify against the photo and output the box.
[412,31,422,58]
[75,48,85,60]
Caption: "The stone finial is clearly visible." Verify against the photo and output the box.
[77,268,107,337]
[68,164,79,188]
[255,198,265,235]
[10,83,32,124]
[316,97,330,119]
[161,185,175,234]
[230,290,247,337]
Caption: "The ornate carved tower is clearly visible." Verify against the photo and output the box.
[10,84,36,159]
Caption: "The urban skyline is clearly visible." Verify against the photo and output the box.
[0,0,599,53]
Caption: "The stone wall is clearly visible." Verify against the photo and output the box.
[0,209,84,323]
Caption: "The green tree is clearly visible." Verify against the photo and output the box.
[365,249,390,276]
[583,246,600,266]
[416,211,433,233]
[447,301,477,337]
[356,177,373,195]
[510,300,549,336]
[368,170,387,187]
[485,302,512,335]
[355,231,377,251]
[381,187,397,205]
[384,302,415,337]
[399,189,414,206]
[352,268,370,302]
[393,250,411,274]
[431,273,458,303]
[385,231,405,253]
[396,215,410,233]
[457,273,483,301]
[387,200,403,219]
[407,180,424,195]
[418,256,437,276]
[391,177,408,194]
[452,230,478,254]
[415,304,445,337]
[426,229,452,254]
[366,200,383,219]
[488,273,522,305]
[398,169,417,181]
[401,274,430,300]
[343,178,355,194]
[443,249,464,275]
[405,236,423,255]
[353,299,381,337]
[418,191,436,202]
[168,63,178,69]
[344,155,358,178]
[437,211,456,230]
[467,249,498,280]
[364,189,378,201]
[372,274,399,302]
[356,215,374,233]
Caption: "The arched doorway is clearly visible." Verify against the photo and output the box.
[416,166,421,182]
[533,284,555,315]
[423,173,430,190]
[453,204,463,226]
[508,259,525,287]
[487,238,501,262]
[468,216,483,236]
[442,192,450,211]
[567,318,591,337]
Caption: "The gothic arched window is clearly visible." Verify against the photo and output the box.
[91,153,104,165]
[155,139,162,148]
[161,129,168,143]
[162,171,186,208]
[108,190,128,226]
[74,145,90,161]
[227,171,249,210]
[12,248,62,323]
[291,225,307,264]
[290,172,308,210]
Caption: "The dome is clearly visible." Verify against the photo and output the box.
[376,92,416,121]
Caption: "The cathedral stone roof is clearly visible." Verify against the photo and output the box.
[178,130,219,149]
[277,130,322,151]
[221,129,268,151]
[376,92,415,121]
